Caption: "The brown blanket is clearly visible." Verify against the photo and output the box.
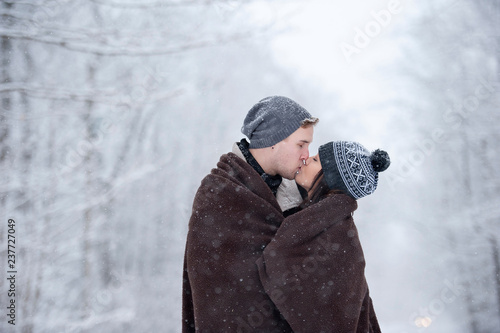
[183,152,293,332]
[256,194,381,333]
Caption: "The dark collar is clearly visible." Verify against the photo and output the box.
[237,139,282,196]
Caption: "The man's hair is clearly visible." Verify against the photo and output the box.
[300,117,320,128]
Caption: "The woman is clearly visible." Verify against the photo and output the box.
[256,141,389,333]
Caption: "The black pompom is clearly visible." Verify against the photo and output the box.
[370,149,390,172]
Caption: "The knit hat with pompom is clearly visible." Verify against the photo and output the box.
[318,141,390,199]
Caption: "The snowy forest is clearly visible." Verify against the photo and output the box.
[0,0,499,332]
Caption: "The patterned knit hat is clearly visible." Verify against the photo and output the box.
[318,141,390,199]
[241,96,316,149]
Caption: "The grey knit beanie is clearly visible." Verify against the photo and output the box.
[318,141,390,199]
[241,96,314,149]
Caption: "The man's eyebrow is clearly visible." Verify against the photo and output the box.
[299,139,311,143]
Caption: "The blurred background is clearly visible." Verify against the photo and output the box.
[0,0,499,332]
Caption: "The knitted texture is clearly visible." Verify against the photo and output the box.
[241,96,313,148]
[319,141,390,199]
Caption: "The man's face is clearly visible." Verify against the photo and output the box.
[273,126,314,180]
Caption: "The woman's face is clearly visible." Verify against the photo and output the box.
[295,153,322,191]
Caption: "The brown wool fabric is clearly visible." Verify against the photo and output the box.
[183,152,381,332]
[256,194,381,333]
[183,152,293,332]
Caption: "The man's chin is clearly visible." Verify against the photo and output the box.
[282,173,297,181]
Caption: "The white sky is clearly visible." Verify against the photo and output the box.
[243,0,427,151]
[248,0,420,105]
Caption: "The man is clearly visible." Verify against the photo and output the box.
[182,96,318,332]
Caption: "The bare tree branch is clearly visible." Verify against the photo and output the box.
[0,82,184,105]
[0,27,271,56]
[88,0,245,9]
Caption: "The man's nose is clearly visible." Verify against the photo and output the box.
[300,149,309,164]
